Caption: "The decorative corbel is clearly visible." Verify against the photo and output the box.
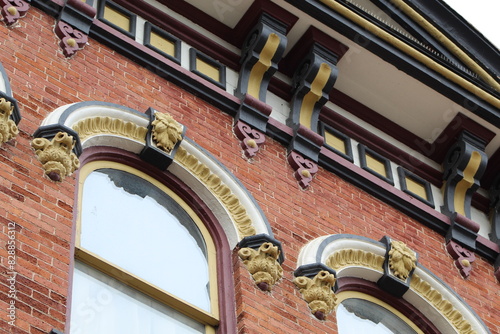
[489,174,500,246]
[287,150,319,189]
[1,0,30,26]
[55,0,96,57]
[377,236,418,297]
[285,42,339,189]
[234,95,271,159]
[0,97,19,145]
[237,234,284,291]
[140,108,185,170]
[233,13,287,158]
[293,263,337,320]
[446,239,476,279]
[0,59,21,148]
[31,125,82,182]
[441,131,487,277]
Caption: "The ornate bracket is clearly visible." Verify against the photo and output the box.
[287,150,319,189]
[441,131,486,272]
[378,236,418,297]
[234,12,287,101]
[442,131,487,218]
[446,240,476,279]
[489,174,500,246]
[31,129,81,182]
[233,14,287,158]
[287,43,338,134]
[233,95,272,159]
[55,0,96,57]
[140,107,185,170]
[237,234,284,291]
[1,0,29,26]
[293,263,337,320]
[234,119,266,159]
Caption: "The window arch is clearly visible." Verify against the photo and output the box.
[336,291,423,334]
[70,160,219,333]
[295,234,491,334]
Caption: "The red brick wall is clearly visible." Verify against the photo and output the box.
[0,7,498,334]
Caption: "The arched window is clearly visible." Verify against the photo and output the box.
[70,160,219,333]
[336,291,422,334]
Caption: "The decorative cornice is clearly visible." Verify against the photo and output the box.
[174,146,256,238]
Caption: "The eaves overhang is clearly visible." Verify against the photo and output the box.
[285,0,500,128]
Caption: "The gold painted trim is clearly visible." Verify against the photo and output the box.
[76,161,220,323]
[174,146,256,238]
[389,0,500,92]
[453,151,482,216]
[336,291,425,334]
[299,63,332,129]
[319,0,500,107]
[411,274,476,334]
[248,33,281,98]
[325,248,385,272]
[72,116,148,143]
[76,248,219,326]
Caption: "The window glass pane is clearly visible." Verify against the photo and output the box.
[337,298,418,334]
[80,168,210,311]
[70,262,205,334]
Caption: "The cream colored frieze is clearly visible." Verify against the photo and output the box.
[31,132,80,182]
[151,112,183,153]
[294,270,337,320]
[175,145,256,238]
[238,242,283,291]
[72,116,148,143]
[0,98,19,146]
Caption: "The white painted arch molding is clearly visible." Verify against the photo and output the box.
[36,101,274,247]
[297,234,491,334]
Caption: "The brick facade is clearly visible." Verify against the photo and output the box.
[0,3,498,334]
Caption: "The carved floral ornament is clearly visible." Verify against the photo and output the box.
[389,240,417,280]
[31,132,80,182]
[0,97,18,145]
[238,241,283,291]
[151,111,183,153]
[293,270,337,320]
